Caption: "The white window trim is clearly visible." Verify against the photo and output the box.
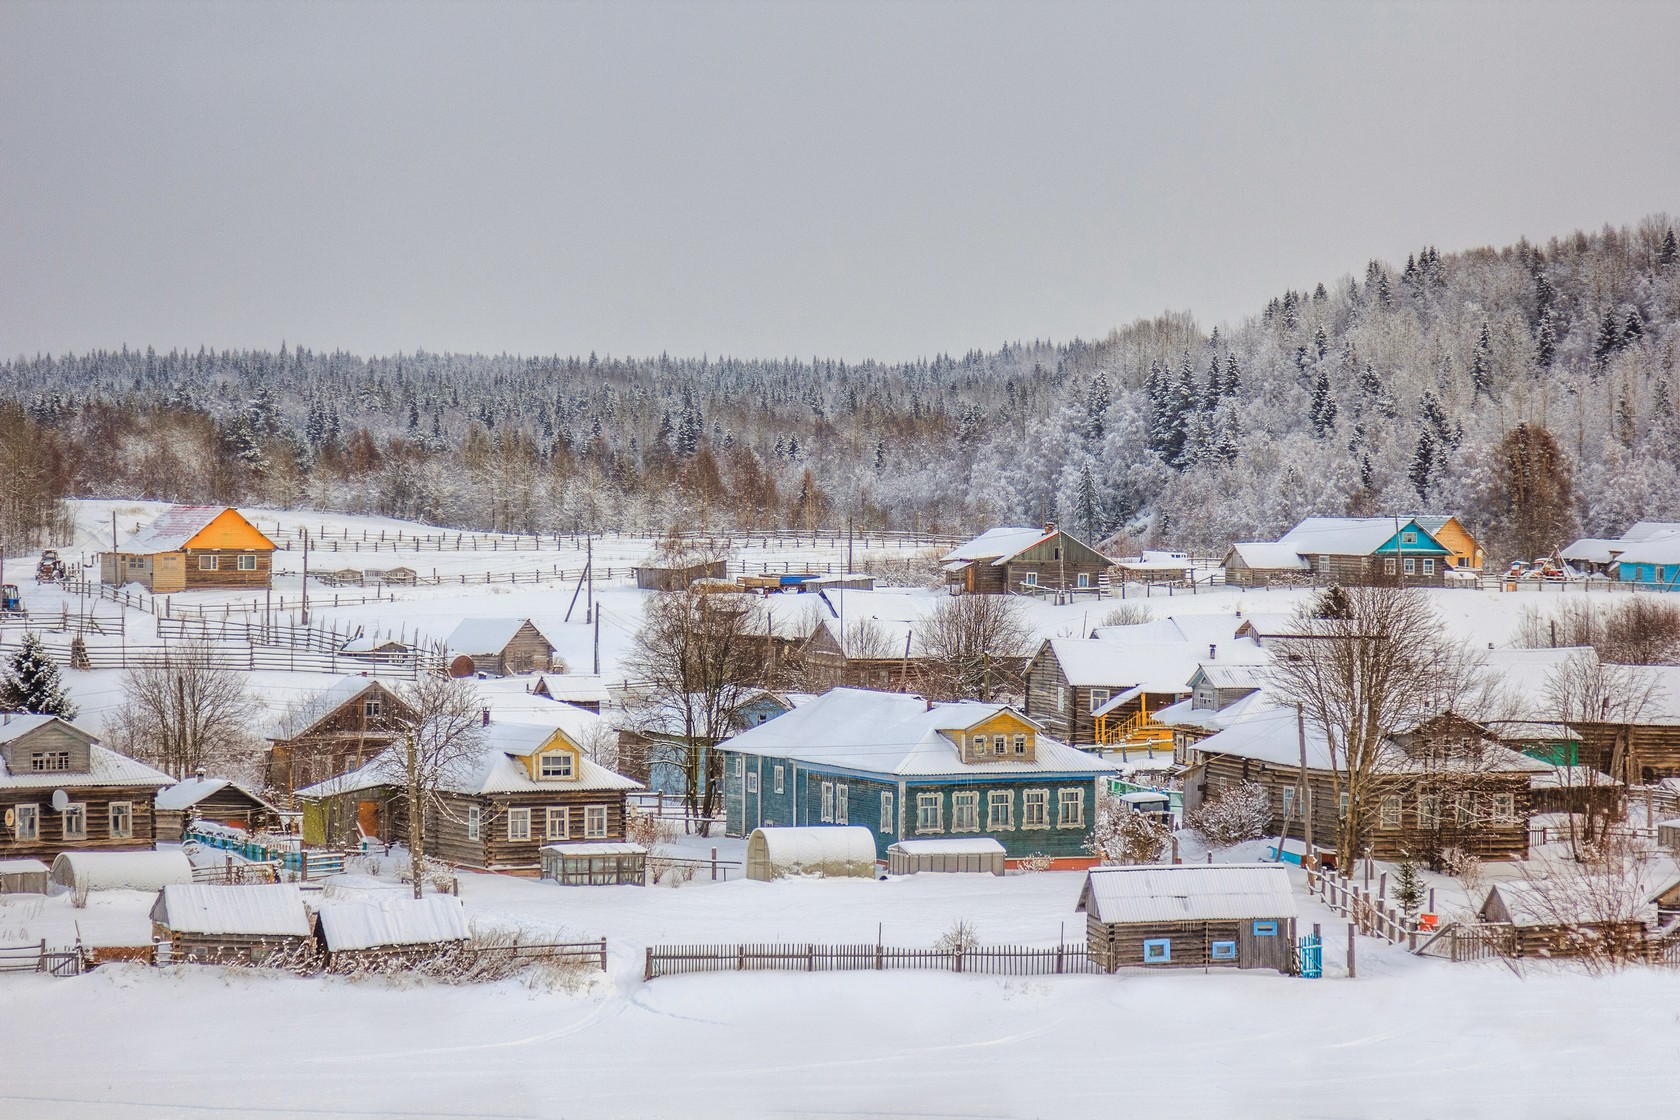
[835,784,848,824]
[1379,796,1402,829]
[584,805,608,839]
[915,792,942,834]
[1088,688,1111,715]
[746,772,759,794]
[1023,571,1038,586]
[466,804,481,841]
[13,803,38,841]
[773,765,784,794]
[1023,789,1050,830]
[198,554,218,571]
[1077,572,1090,588]
[821,781,835,823]
[538,751,574,780]
[881,791,895,836]
[1056,685,1065,711]
[1403,557,1416,574]
[237,554,258,570]
[1384,557,1397,574]
[545,807,569,841]
[987,790,1014,831]
[63,802,87,841]
[108,801,133,839]
[1057,788,1085,829]
[506,807,532,842]
[1492,792,1516,823]
[1013,733,1027,755]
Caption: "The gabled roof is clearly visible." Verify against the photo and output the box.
[1608,536,1680,566]
[1154,689,1274,734]
[1561,538,1628,565]
[720,688,1118,778]
[1190,705,1551,775]
[1089,614,1249,645]
[295,718,641,799]
[269,675,403,740]
[0,713,98,748]
[317,896,469,950]
[941,527,1056,564]
[120,505,275,553]
[1224,542,1310,570]
[446,618,553,655]
[0,732,173,791]
[1041,637,1265,691]
[155,776,281,814]
[151,883,313,937]
[1076,864,1298,924]
[1623,522,1680,542]
[1277,517,1450,556]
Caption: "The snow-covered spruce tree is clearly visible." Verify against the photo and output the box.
[1,632,77,719]
[1393,855,1426,924]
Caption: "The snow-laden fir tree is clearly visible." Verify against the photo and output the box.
[1,632,78,719]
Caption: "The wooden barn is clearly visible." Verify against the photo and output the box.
[150,882,316,963]
[101,505,278,593]
[446,618,556,677]
[1077,864,1299,973]
[316,895,469,968]
[0,714,172,860]
[941,525,1111,595]
[1478,880,1652,960]
[265,677,415,797]
[154,773,284,841]
[1220,543,1310,588]
[297,707,641,874]
[633,557,730,592]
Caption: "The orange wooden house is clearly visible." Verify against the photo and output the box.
[101,506,279,593]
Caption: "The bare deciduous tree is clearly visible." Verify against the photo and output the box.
[918,594,1032,701]
[624,590,768,831]
[391,675,485,898]
[1266,585,1462,869]
[115,640,257,781]
[1544,651,1656,856]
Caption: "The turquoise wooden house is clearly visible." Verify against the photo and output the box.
[1274,517,1456,586]
[720,688,1120,869]
[1610,536,1680,589]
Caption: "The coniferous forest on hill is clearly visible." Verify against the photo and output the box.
[2,216,1677,563]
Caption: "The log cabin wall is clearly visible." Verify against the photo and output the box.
[0,787,158,859]
[182,549,274,590]
[1087,915,1296,972]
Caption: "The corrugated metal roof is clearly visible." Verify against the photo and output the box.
[156,776,280,813]
[0,743,174,790]
[1076,864,1298,924]
[940,526,1054,564]
[152,883,313,936]
[120,505,275,554]
[317,895,468,950]
[1225,542,1310,570]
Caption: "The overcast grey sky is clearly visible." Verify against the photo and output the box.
[2,0,1676,362]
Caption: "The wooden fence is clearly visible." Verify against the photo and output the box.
[0,940,83,977]
[644,942,1098,981]
[1305,865,1419,948]
[0,635,438,678]
[261,526,964,554]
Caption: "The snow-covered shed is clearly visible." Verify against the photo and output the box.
[150,882,315,962]
[50,850,193,903]
[886,838,1005,876]
[154,774,283,840]
[1478,880,1655,959]
[0,858,49,894]
[541,842,648,885]
[745,826,878,881]
[1076,864,1298,973]
[317,895,469,965]
[445,618,556,676]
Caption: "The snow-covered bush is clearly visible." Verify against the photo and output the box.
[1186,782,1272,847]
[1086,792,1169,864]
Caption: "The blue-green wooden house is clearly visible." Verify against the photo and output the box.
[721,688,1119,866]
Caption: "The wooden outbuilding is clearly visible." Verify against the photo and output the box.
[1077,864,1299,973]
[540,842,648,885]
[0,714,172,860]
[744,826,878,881]
[100,505,278,593]
[1478,880,1651,960]
[1223,517,1458,588]
[886,838,1006,875]
[0,858,49,894]
[445,618,556,677]
[150,882,316,963]
[316,895,469,968]
[154,774,283,841]
[941,525,1112,595]
[633,558,730,592]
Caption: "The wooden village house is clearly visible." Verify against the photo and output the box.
[0,714,173,860]
[265,677,415,799]
[1222,517,1457,588]
[940,525,1112,595]
[101,505,279,593]
[151,882,316,963]
[1180,708,1549,864]
[297,707,641,874]
[445,618,557,677]
[1077,864,1299,973]
[721,687,1119,868]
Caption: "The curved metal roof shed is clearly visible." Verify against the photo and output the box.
[745,826,878,881]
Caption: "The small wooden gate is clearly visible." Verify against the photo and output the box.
[1296,934,1323,978]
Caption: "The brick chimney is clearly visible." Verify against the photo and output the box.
[481,708,491,727]
[1209,644,1217,660]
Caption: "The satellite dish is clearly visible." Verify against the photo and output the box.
[50,789,69,812]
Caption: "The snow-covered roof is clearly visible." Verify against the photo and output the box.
[1609,535,1680,566]
[721,688,1118,779]
[155,776,279,813]
[1153,689,1276,734]
[1191,705,1551,775]
[151,883,313,937]
[1529,766,1621,790]
[316,895,468,950]
[0,858,49,874]
[296,718,640,799]
[536,675,611,704]
[1089,614,1249,645]
[120,505,274,553]
[887,838,1006,855]
[1045,637,1264,691]
[1482,880,1651,928]
[446,618,551,655]
[0,713,83,746]
[940,527,1054,565]
[1623,522,1680,542]
[269,675,395,740]
[541,842,648,857]
[0,742,173,791]
[1278,517,1447,556]
[1225,542,1310,570]
[1076,864,1298,924]
[1196,663,1268,690]
[50,850,193,892]
[1561,538,1626,565]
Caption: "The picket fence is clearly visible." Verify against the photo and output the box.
[644,942,1098,981]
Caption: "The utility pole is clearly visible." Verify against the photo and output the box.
[300,528,310,625]
[586,537,594,624]
[1297,703,1313,853]
[593,612,601,676]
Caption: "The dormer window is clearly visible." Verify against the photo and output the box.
[363,698,381,719]
[538,751,575,779]
[30,751,70,772]
[1401,531,1417,544]
[1013,734,1027,755]
[971,734,987,753]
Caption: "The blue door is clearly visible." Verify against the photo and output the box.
[1297,934,1323,979]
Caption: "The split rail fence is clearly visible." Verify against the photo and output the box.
[644,942,1098,981]
[1305,865,1421,948]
